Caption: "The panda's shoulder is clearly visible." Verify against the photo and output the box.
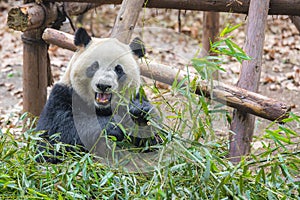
[36,83,73,132]
[46,83,73,108]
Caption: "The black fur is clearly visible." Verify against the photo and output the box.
[36,84,82,147]
[74,28,92,47]
[36,84,160,163]
[35,84,84,163]
[36,29,160,163]
[129,93,152,126]
[86,61,99,78]
[35,84,124,162]
[129,37,146,58]
[114,65,125,80]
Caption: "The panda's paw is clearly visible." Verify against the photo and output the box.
[129,99,152,125]
[107,123,124,141]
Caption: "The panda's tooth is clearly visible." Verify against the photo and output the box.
[95,92,111,104]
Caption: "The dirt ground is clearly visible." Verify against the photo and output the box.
[1,1,300,136]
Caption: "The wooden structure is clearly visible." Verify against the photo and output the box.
[229,0,270,162]
[7,0,300,161]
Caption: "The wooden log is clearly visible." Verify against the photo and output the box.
[44,0,300,16]
[63,2,99,16]
[7,0,300,32]
[229,0,271,162]
[7,2,58,32]
[43,27,76,51]
[7,2,100,32]
[110,0,145,44]
[41,28,291,122]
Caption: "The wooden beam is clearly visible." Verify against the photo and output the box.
[229,0,271,162]
[43,0,300,16]
[42,28,291,122]
[7,0,300,32]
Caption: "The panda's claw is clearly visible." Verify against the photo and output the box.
[106,123,124,141]
[129,99,152,125]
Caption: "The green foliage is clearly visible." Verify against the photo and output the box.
[192,23,250,81]
[1,113,299,199]
[212,24,251,63]
[1,25,299,199]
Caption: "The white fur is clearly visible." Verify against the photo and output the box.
[60,37,141,107]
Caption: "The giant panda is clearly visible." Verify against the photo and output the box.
[36,28,162,165]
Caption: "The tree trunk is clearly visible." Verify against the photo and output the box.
[229,0,271,163]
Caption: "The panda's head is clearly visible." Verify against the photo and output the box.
[64,28,145,111]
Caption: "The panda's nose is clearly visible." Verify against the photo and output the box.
[96,84,112,92]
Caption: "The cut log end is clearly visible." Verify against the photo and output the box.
[7,3,46,32]
[7,7,29,32]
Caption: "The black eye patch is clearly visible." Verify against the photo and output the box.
[86,61,99,78]
[114,65,125,80]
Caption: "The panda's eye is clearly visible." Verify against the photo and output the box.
[114,64,125,79]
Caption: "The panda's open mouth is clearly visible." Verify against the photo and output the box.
[95,92,112,106]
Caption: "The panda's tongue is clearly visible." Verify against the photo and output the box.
[95,93,111,105]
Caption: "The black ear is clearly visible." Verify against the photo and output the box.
[74,28,91,47]
[129,37,146,58]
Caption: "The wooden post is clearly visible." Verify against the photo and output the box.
[200,12,219,57]
[290,16,300,33]
[229,0,271,162]
[22,29,48,117]
[21,0,48,118]
[110,0,145,44]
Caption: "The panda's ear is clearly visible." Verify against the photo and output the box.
[129,37,146,58]
[74,28,91,47]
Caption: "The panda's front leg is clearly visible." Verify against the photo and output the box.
[96,115,125,141]
[105,121,124,141]
[129,93,154,126]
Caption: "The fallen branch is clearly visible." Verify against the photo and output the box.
[42,28,291,122]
